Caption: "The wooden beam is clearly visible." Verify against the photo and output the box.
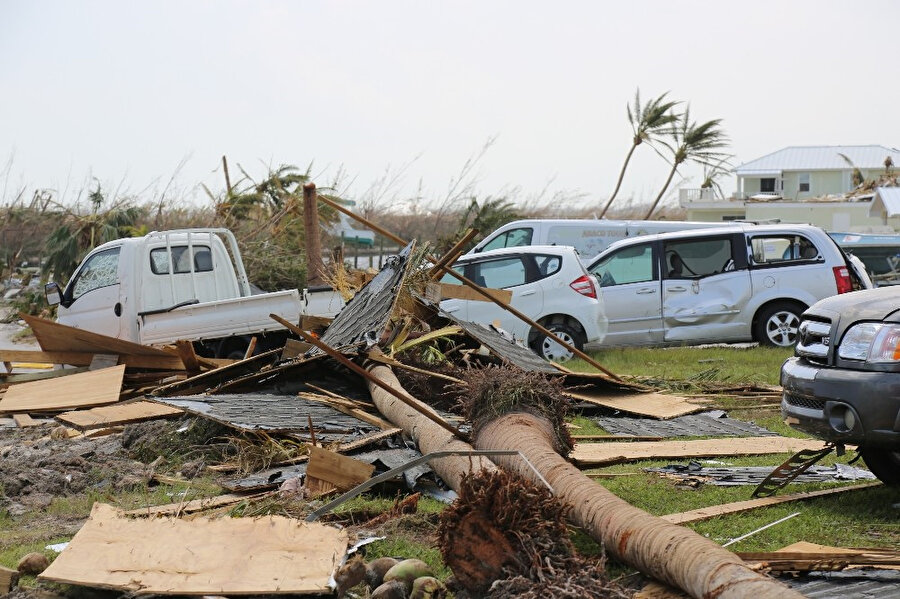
[425,281,512,304]
[306,446,375,491]
[661,482,881,524]
[0,350,184,370]
[175,340,201,375]
[270,314,467,440]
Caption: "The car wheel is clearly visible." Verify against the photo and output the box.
[860,447,900,485]
[755,302,803,347]
[533,323,583,362]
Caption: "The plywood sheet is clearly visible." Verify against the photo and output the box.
[56,401,183,430]
[22,314,175,357]
[566,390,703,419]
[570,436,826,466]
[0,365,126,414]
[40,502,348,595]
[661,482,881,524]
[306,446,375,491]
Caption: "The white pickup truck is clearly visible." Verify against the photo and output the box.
[44,228,344,358]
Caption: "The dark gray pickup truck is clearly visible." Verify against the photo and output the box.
[781,285,900,485]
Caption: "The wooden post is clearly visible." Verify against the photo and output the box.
[303,183,326,286]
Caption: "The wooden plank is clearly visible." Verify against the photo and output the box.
[124,492,273,517]
[39,502,348,595]
[282,338,312,359]
[738,542,900,570]
[175,340,201,375]
[336,428,402,453]
[570,436,827,467]
[0,350,185,370]
[306,446,375,491]
[566,390,702,419]
[21,313,176,357]
[56,401,183,430]
[0,365,126,414]
[660,482,881,524]
[0,565,19,595]
[1,367,90,386]
[13,413,41,427]
[89,354,119,370]
[425,281,513,304]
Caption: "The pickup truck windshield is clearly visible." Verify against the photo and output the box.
[71,247,120,300]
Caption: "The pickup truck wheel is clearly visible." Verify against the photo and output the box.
[532,324,583,362]
[755,302,803,347]
[859,447,900,485]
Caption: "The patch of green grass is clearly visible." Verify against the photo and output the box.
[572,345,793,386]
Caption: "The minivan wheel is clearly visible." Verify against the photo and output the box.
[859,447,900,485]
[755,302,803,347]
[533,324,583,362]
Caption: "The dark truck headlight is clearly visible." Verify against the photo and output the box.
[838,322,900,362]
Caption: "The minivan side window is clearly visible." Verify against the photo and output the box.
[480,228,533,252]
[469,257,527,288]
[750,235,819,264]
[589,243,655,287]
[70,247,120,300]
[664,237,733,279]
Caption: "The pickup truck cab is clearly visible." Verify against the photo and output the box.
[585,223,871,348]
[45,229,344,358]
[781,285,900,484]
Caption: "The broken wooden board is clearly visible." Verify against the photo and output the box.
[566,390,703,419]
[306,446,375,491]
[0,350,185,371]
[660,482,881,524]
[39,503,348,595]
[56,401,183,430]
[739,541,900,571]
[21,314,177,358]
[125,492,273,518]
[0,565,19,595]
[425,281,513,304]
[12,413,42,427]
[0,365,126,414]
[570,436,827,466]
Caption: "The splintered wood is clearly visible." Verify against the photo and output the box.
[56,401,183,430]
[39,503,348,595]
[565,390,702,419]
[0,365,126,414]
[571,436,827,466]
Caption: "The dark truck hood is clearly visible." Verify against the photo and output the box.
[804,286,900,339]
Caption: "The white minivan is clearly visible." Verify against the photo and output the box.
[468,218,738,262]
[586,224,872,348]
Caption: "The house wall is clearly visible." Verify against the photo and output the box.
[743,201,884,231]
[684,204,746,222]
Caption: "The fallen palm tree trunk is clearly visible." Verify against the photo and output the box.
[365,364,495,490]
[367,364,802,599]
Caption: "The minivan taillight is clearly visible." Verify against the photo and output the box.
[833,266,852,294]
[570,275,597,299]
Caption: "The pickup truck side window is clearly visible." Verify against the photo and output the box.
[150,245,213,274]
[480,228,533,252]
[70,248,120,300]
[750,235,819,264]
[664,237,733,279]
[589,242,655,287]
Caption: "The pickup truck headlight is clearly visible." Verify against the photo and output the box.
[838,322,900,362]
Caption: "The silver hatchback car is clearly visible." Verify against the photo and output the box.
[586,223,871,348]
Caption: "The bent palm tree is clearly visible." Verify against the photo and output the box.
[645,106,731,219]
[599,89,680,218]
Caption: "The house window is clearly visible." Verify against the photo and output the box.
[799,173,810,193]
[760,178,776,193]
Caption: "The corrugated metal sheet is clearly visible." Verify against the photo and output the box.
[736,145,900,174]
[871,187,900,217]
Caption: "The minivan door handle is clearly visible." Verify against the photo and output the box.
[667,286,688,293]
[636,288,657,295]
[520,290,536,296]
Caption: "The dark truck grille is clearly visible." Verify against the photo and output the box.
[783,392,826,411]
[795,317,833,364]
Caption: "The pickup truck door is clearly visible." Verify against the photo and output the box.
[589,241,663,346]
[57,247,124,338]
[662,235,752,343]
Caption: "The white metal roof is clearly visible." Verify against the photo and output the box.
[735,145,900,175]
[869,187,900,217]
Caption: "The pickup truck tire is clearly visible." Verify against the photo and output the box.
[859,447,900,485]
[532,323,584,362]
[755,301,804,347]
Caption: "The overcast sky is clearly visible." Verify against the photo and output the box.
[2,1,899,214]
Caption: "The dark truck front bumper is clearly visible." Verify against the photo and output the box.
[781,356,900,447]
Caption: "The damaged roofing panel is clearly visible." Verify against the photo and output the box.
[645,463,877,486]
[596,412,777,438]
[441,311,558,373]
[152,393,378,442]
[309,243,414,356]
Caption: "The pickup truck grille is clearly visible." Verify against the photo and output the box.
[783,392,826,411]
[795,318,832,363]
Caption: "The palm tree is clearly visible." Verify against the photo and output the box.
[645,106,731,219]
[599,89,680,218]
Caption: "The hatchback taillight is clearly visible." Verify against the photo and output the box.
[833,266,852,294]
[570,275,597,299]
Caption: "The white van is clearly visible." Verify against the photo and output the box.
[468,219,738,262]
